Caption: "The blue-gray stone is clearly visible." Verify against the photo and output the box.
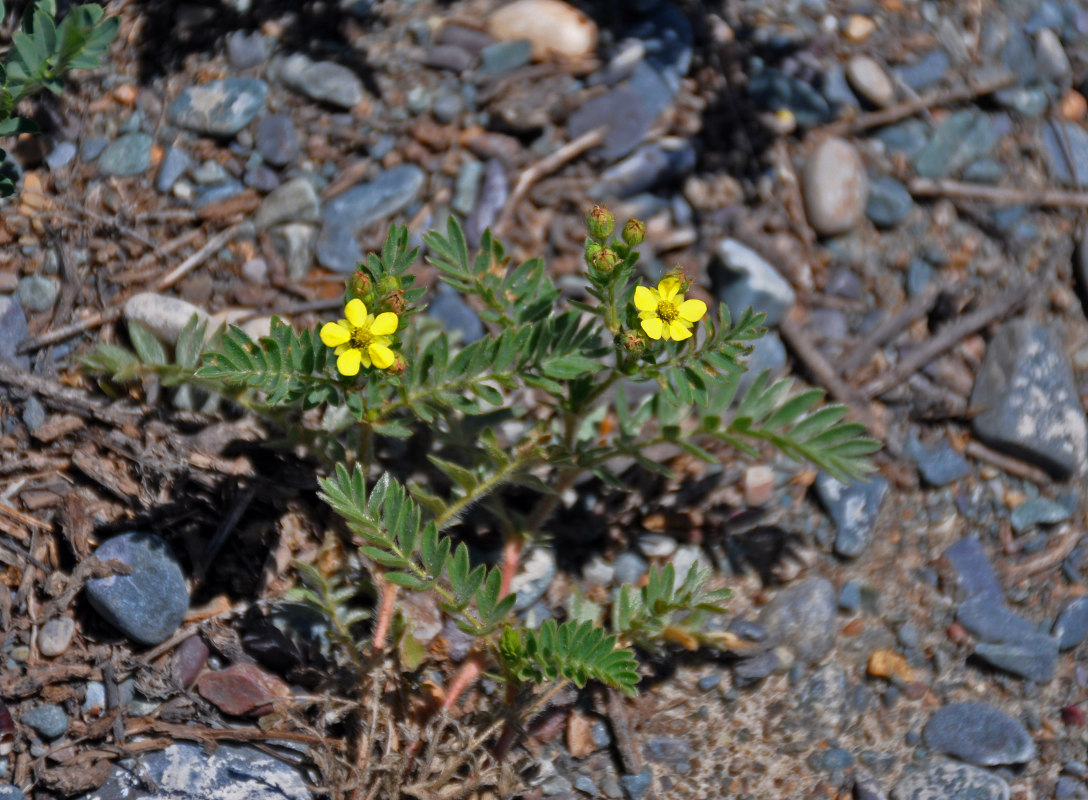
[478,39,532,76]
[23,395,44,433]
[189,160,229,185]
[169,78,268,136]
[255,177,320,229]
[1010,497,1071,532]
[923,703,1035,766]
[452,158,483,216]
[697,673,721,691]
[510,548,555,612]
[44,141,77,171]
[226,30,269,69]
[800,663,847,728]
[956,594,1038,642]
[1034,29,1071,81]
[84,532,189,645]
[747,67,831,127]
[866,177,914,227]
[80,136,109,162]
[913,110,1000,179]
[432,89,464,123]
[79,742,312,800]
[905,434,971,486]
[733,651,778,687]
[854,772,889,800]
[466,159,507,247]
[821,64,859,111]
[279,54,364,109]
[316,225,362,274]
[255,114,300,167]
[0,787,25,800]
[994,85,1050,116]
[942,538,1002,601]
[156,146,191,193]
[814,472,888,558]
[244,165,281,192]
[974,634,1059,682]
[619,767,652,800]
[16,275,58,313]
[97,133,153,177]
[1055,775,1088,800]
[643,737,692,774]
[898,622,921,650]
[970,318,1087,479]
[20,704,68,739]
[839,580,862,612]
[962,158,1006,183]
[569,69,668,162]
[1026,2,1064,33]
[1042,120,1088,189]
[613,552,649,586]
[592,138,695,198]
[758,576,836,663]
[874,119,929,158]
[625,1,692,96]
[1053,597,1088,650]
[193,180,246,209]
[891,761,1009,800]
[712,238,795,327]
[728,618,768,641]
[0,296,29,369]
[428,284,484,344]
[895,49,950,91]
[738,332,787,391]
[321,165,425,232]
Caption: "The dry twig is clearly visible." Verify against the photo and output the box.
[909,178,1088,207]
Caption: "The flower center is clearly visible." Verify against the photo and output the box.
[350,326,374,349]
[656,300,679,322]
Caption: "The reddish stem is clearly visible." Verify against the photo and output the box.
[499,535,523,599]
[371,578,398,653]
[440,650,487,711]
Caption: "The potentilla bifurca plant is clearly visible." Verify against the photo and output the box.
[85,206,877,779]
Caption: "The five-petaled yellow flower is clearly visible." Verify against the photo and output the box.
[320,299,398,376]
[634,277,707,341]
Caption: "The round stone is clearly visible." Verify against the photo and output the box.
[84,532,189,645]
[846,55,895,107]
[486,0,597,61]
[20,704,68,739]
[16,275,59,313]
[97,133,153,177]
[802,137,868,236]
[923,702,1036,766]
[254,114,300,167]
[38,616,76,657]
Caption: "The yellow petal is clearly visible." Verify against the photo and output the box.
[320,321,351,347]
[337,348,362,376]
[369,342,395,369]
[678,298,707,323]
[658,277,681,302]
[669,320,693,341]
[345,298,368,327]
[633,285,657,312]
[640,317,664,340]
[370,312,399,336]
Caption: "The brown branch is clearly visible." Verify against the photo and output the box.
[841,285,939,378]
[963,440,1051,486]
[909,178,1088,207]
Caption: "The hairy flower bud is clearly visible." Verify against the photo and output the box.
[622,218,646,247]
[621,329,647,354]
[350,270,371,298]
[590,246,620,275]
[585,239,603,269]
[586,205,614,241]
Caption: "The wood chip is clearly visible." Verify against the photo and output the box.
[33,414,84,443]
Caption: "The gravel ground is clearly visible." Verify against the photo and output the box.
[3,0,1088,798]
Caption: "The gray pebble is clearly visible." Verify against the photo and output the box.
[1053,598,1088,650]
[922,702,1036,766]
[800,662,847,730]
[278,54,365,109]
[619,766,652,800]
[974,635,1059,683]
[711,238,795,327]
[478,39,532,76]
[613,552,649,586]
[970,318,1087,479]
[814,472,887,558]
[865,177,914,228]
[255,177,320,230]
[124,292,213,347]
[643,736,692,774]
[802,137,868,236]
[592,137,696,198]
[0,296,30,369]
[510,548,556,611]
[846,56,895,107]
[20,704,68,739]
[270,223,318,281]
[169,78,268,137]
[913,110,1000,179]
[44,141,77,171]
[226,30,269,69]
[423,44,475,72]
[894,49,950,91]
[758,576,837,663]
[956,593,1037,642]
[156,146,192,194]
[97,133,153,177]
[38,616,76,657]
[733,651,778,688]
[891,761,1008,800]
[1010,497,1071,533]
[255,114,300,167]
[941,537,1002,601]
[905,435,971,486]
[84,532,189,645]
[16,275,58,313]
[1034,28,1070,81]
[1042,120,1088,189]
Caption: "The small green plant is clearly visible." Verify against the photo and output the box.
[0,0,119,196]
[85,206,877,788]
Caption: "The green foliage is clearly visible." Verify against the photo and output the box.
[82,208,880,732]
[0,1,119,197]
[287,560,371,667]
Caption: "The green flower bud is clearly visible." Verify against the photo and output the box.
[378,275,402,296]
[590,246,620,275]
[621,329,647,354]
[622,218,646,247]
[586,205,615,241]
[349,270,371,298]
[585,239,603,269]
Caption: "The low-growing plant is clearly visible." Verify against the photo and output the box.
[0,0,119,196]
[85,206,878,790]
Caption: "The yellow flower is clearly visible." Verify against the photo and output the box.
[633,277,707,341]
[320,298,398,376]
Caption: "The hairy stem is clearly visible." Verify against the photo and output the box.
[371,578,397,653]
